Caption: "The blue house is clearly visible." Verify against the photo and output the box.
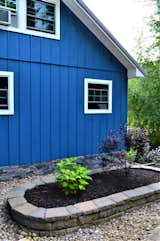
[0,0,145,167]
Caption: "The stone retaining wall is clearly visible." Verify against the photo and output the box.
[8,165,160,235]
[0,152,126,181]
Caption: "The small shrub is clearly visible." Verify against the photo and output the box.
[99,125,150,164]
[99,129,121,153]
[125,128,136,151]
[141,146,160,163]
[126,149,137,162]
[134,128,150,161]
[55,157,92,196]
[100,125,127,154]
[125,127,150,162]
[99,125,129,170]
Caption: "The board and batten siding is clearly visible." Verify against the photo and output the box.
[0,2,127,166]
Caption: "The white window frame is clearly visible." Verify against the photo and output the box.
[0,0,60,40]
[0,71,14,115]
[84,78,112,114]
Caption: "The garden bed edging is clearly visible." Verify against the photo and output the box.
[8,165,160,235]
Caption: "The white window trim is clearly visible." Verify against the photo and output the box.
[84,78,112,114]
[0,0,60,40]
[0,71,14,115]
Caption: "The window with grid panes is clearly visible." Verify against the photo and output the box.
[27,0,56,34]
[84,79,112,114]
[0,72,14,115]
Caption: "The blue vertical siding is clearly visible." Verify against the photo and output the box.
[0,2,127,166]
[8,60,20,165]
[41,64,52,161]
[0,59,9,166]
[19,62,31,164]
[31,63,41,163]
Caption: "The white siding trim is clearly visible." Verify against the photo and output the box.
[0,0,60,40]
[84,78,112,114]
[0,71,14,115]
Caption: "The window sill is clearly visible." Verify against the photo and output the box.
[84,109,112,114]
[0,111,14,115]
[0,25,60,40]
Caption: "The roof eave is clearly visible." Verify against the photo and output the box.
[62,0,146,79]
[128,68,146,79]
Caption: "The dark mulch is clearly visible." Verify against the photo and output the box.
[25,168,160,208]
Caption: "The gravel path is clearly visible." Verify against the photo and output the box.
[0,175,160,241]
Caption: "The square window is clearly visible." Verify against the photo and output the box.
[84,79,112,114]
[0,72,14,115]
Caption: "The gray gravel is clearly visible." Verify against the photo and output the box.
[0,175,160,241]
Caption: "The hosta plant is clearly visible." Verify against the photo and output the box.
[141,147,160,163]
[55,157,92,196]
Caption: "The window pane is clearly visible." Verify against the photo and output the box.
[7,0,16,9]
[88,83,108,90]
[27,0,55,34]
[88,103,108,110]
[95,96,100,102]
[0,0,16,9]
[0,77,8,89]
[101,96,108,101]
[11,14,17,27]
[88,83,109,110]
[27,1,54,20]
[0,77,8,110]
[27,16,54,32]
[88,96,94,101]
[102,91,108,96]
[0,0,5,7]
[89,90,94,96]
[95,90,100,96]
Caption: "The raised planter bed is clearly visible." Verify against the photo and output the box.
[8,165,160,235]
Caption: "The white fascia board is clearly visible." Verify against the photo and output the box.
[128,68,145,79]
[63,0,145,78]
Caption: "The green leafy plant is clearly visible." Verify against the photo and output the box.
[126,149,137,162]
[55,157,92,196]
[140,146,160,164]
